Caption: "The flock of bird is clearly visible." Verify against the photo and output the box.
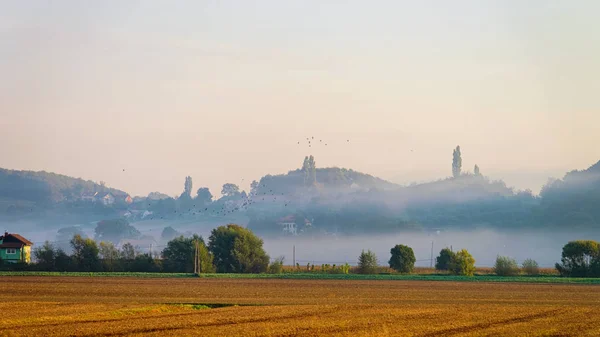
[297,136,350,148]
[136,135,355,220]
[147,183,292,220]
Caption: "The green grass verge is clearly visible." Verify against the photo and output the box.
[1,271,599,284]
[199,273,600,284]
[0,272,194,278]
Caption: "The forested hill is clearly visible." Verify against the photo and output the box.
[0,168,127,205]
[3,157,600,234]
[537,160,600,228]
[255,167,398,195]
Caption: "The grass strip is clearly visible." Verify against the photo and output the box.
[1,271,600,284]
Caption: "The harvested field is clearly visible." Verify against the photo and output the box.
[1,276,599,336]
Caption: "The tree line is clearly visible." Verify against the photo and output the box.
[2,226,600,278]
[354,239,600,278]
[0,224,270,274]
[355,245,476,276]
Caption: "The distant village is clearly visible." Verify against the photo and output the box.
[80,191,133,206]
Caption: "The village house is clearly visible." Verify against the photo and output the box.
[101,193,115,206]
[80,192,98,202]
[277,215,298,235]
[81,192,131,205]
[276,215,313,236]
[0,232,33,263]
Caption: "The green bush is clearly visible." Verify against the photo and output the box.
[341,263,350,274]
[521,259,539,275]
[389,244,416,273]
[268,256,284,274]
[449,249,476,276]
[493,255,520,276]
[357,250,378,274]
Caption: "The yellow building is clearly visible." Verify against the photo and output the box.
[0,232,33,263]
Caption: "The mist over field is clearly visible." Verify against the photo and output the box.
[7,217,598,268]
[262,230,600,268]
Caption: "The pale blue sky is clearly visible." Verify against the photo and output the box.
[1,1,599,196]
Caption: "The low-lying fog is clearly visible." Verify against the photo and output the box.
[17,224,599,268]
[262,230,599,268]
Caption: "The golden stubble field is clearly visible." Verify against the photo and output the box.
[1,276,599,336]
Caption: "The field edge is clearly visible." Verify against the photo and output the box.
[1,271,599,284]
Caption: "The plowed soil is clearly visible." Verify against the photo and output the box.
[1,276,599,336]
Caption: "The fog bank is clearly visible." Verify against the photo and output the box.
[263,230,600,268]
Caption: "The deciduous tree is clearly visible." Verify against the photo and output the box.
[195,187,213,205]
[435,248,456,271]
[70,234,100,272]
[389,244,416,273]
[555,240,600,277]
[208,224,269,273]
[221,183,240,198]
[94,219,141,244]
[450,249,475,276]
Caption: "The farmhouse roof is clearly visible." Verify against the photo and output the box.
[0,232,33,246]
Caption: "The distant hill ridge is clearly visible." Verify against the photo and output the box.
[254,167,398,196]
[588,160,600,172]
[0,168,127,204]
[2,158,600,231]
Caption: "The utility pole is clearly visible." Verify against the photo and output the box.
[430,241,434,268]
[293,245,296,267]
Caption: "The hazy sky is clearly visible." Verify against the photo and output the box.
[1,1,599,197]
